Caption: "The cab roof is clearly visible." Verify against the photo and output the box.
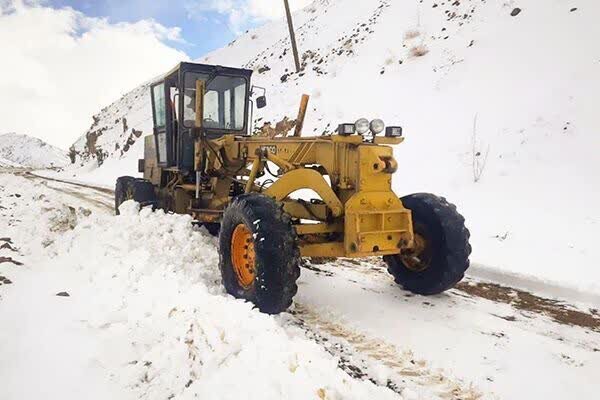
[156,62,253,83]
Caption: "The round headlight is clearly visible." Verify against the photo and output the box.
[370,119,385,135]
[355,118,370,135]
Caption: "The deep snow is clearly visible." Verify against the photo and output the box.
[2,170,599,400]
[0,172,410,400]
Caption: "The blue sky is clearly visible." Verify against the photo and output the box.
[46,0,243,59]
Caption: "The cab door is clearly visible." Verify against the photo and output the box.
[150,81,169,166]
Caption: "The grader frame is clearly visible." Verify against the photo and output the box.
[140,62,415,259]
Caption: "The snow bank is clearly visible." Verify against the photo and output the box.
[1,192,401,399]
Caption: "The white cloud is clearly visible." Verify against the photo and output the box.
[0,0,188,148]
[186,0,313,34]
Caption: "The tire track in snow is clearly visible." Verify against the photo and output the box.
[289,303,486,400]
[325,258,600,333]
[25,171,114,195]
[18,172,113,212]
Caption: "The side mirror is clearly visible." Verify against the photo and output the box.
[256,96,267,109]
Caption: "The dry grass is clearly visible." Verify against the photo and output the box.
[471,114,490,183]
[404,29,421,40]
[409,44,429,57]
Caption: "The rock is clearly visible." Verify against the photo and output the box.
[56,291,70,297]
[0,256,24,266]
[0,242,17,251]
[511,8,522,17]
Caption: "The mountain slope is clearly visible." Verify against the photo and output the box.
[68,83,151,167]
[64,0,600,290]
[0,133,68,168]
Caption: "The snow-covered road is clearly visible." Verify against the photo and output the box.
[1,169,599,400]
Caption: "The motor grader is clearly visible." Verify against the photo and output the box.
[115,62,471,314]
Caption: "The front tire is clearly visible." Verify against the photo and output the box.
[114,176,157,215]
[384,193,471,295]
[219,193,301,314]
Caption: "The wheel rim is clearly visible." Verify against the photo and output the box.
[231,224,256,289]
[400,233,432,272]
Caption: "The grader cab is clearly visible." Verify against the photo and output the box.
[115,62,471,314]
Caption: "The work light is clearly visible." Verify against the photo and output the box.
[337,123,356,136]
[355,118,370,135]
[385,126,403,137]
[370,119,385,135]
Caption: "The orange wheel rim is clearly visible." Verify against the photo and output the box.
[231,224,256,289]
[401,233,431,272]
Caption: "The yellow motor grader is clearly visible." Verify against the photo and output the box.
[115,62,471,314]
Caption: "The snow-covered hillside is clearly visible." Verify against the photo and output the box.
[0,133,68,168]
[64,0,600,290]
[68,83,150,168]
[0,156,21,168]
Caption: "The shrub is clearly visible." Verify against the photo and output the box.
[409,44,429,57]
[404,30,421,40]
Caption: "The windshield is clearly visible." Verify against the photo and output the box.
[183,72,248,131]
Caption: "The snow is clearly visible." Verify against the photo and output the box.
[0,132,67,168]
[53,0,600,292]
[0,156,21,168]
[2,170,599,400]
[0,172,405,400]
[294,260,600,400]
[3,1,600,398]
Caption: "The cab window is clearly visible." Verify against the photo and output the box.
[152,83,168,164]
[183,73,247,131]
[153,83,166,128]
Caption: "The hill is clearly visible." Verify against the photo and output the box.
[0,132,68,168]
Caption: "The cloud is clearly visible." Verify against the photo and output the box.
[185,0,313,34]
[0,0,189,148]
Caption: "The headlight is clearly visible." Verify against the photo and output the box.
[370,119,385,135]
[355,118,370,135]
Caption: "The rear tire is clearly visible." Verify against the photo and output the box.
[384,193,471,295]
[219,193,301,314]
[114,176,157,215]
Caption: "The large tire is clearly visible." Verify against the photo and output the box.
[384,193,471,295]
[219,193,301,314]
[202,223,221,237]
[114,176,157,215]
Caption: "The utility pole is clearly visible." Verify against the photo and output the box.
[283,0,301,73]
